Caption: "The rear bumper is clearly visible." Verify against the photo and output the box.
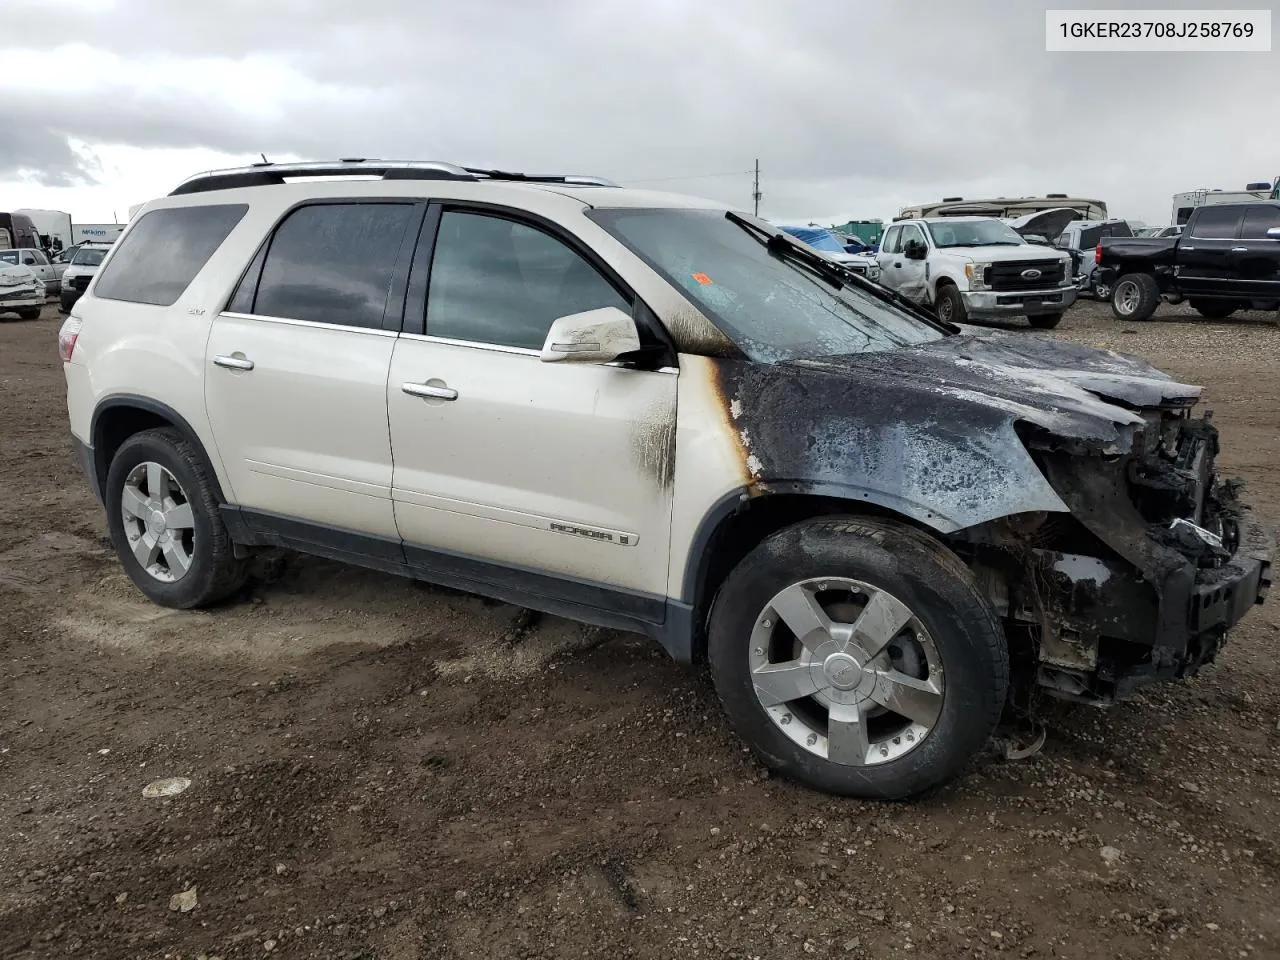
[963,286,1078,317]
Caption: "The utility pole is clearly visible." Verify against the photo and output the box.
[752,159,762,217]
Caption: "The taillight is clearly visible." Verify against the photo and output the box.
[1094,242,1103,264]
[58,317,82,362]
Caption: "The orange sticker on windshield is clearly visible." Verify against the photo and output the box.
[692,272,713,285]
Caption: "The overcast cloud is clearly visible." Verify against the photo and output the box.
[2,0,1277,224]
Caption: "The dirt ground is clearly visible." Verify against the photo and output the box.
[2,299,1278,960]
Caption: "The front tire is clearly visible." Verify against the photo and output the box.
[933,284,967,324]
[105,428,247,608]
[17,308,41,320]
[1111,273,1160,322]
[707,516,1008,799]
[1028,312,1063,330]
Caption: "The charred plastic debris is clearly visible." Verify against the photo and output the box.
[715,332,1272,709]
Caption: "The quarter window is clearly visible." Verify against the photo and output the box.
[425,211,629,350]
[248,203,417,330]
[94,205,248,306]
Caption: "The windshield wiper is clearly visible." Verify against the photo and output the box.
[725,211,848,288]
[724,212,958,334]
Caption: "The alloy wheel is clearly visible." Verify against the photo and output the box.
[749,577,944,766]
[120,461,196,582]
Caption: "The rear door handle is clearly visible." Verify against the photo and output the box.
[213,354,254,371]
[402,381,458,401]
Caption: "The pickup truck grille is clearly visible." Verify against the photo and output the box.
[985,260,1066,291]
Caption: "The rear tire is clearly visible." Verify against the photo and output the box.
[934,284,967,325]
[1111,272,1160,322]
[105,428,248,609]
[1189,298,1237,320]
[1028,312,1063,330]
[707,516,1008,799]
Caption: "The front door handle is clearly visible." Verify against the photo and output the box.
[213,354,254,371]
[402,380,458,401]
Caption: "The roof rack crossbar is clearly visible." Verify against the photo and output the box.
[169,159,619,196]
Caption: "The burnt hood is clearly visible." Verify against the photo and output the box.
[786,330,1202,450]
[714,331,1204,533]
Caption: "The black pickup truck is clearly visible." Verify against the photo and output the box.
[1096,201,1280,321]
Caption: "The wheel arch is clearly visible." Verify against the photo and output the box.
[678,484,948,662]
[90,395,229,505]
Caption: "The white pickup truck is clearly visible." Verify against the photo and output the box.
[876,217,1076,329]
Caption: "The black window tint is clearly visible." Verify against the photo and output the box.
[1190,206,1241,239]
[253,203,415,329]
[1077,226,1103,250]
[1240,206,1280,239]
[425,211,629,350]
[95,205,247,306]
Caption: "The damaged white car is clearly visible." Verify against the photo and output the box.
[0,262,45,320]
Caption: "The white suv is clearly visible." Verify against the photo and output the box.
[60,160,1271,799]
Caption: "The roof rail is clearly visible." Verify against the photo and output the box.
[168,159,619,196]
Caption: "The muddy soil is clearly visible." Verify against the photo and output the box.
[2,301,1278,960]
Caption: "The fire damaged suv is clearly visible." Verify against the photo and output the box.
[60,161,1272,800]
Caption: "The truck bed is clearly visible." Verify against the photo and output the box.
[1098,235,1178,269]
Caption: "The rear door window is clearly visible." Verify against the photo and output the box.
[94,205,248,305]
[244,202,417,330]
[1240,206,1280,239]
[1189,207,1242,240]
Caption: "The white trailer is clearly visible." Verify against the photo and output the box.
[72,223,125,245]
[1171,182,1275,225]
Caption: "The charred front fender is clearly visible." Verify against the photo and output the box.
[715,358,1071,533]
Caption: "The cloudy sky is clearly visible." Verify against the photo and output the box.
[3,0,1277,227]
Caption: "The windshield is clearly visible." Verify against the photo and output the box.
[926,220,1025,248]
[588,209,944,362]
[72,248,108,266]
[780,227,847,255]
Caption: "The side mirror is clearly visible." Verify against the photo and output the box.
[903,239,927,260]
[540,305,641,364]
